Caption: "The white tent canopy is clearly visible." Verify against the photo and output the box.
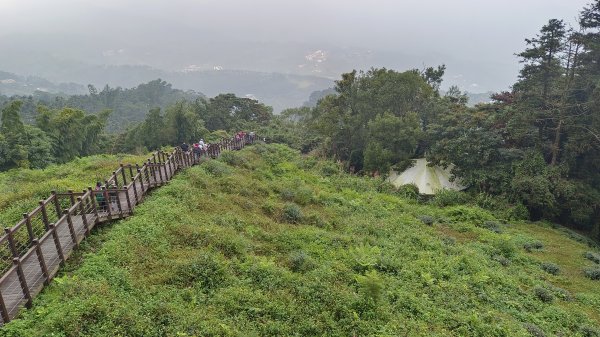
[388,158,465,195]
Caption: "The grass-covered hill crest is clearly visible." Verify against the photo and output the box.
[2,144,599,337]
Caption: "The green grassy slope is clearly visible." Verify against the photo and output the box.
[0,153,153,228]
[1,144,599,336]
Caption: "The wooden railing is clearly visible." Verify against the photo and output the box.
[0,134,256,324]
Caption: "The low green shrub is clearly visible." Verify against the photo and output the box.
[492,254,511,266]
[431,189,470,207]
[523,323,546,337]
[524,241,544,252]
[395,183,419,200]
[294,186,314,205]
[350,243,381,272]
[288,250,316,273]
[478,220,503,233]
[219,151,249,168]
[302,213,327,228]
[534,286,554,303]
[282,203,303,223]
[474,193,530,221]
[418,215,435,226]
[355,270,384,303]
[320,162,339,176]
[376,180,396,194]
[442,236,456,246]
[261,200,276,215]
[584,251,600,264]
[584,267,600,280]
[202,160,232,177]
[445,205,495,223]
[541,262,560,275]
[280,188,296,201]
[580,325,600,337]
[170,253,228,290]
[550,285,573,301]
[494,238,516,259]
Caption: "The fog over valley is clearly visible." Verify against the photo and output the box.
[0,0,590,109]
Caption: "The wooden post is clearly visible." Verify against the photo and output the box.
[128,165,134,181]
[22,213,34,245]
[124,187,133,216]
[137,168,145,194]
[120,164,127,186]
[49,223,65,265]
[113,188,123,218]
[77,197,90,236]
[104,188,113,221]
[4,228,19,257]
[147,159,154,187]
[51,191,61,220]
[131,176,139,204]
[63,210,78,247]
[39,200,50,231]
[68,190,76,207]
[88,187,100,223]
[144,163,152,188]
[157,161,164,184]
[112,172,118,188]
[33,239,50,285]
[12,258,32,308]
[171,155,176,174]
[0,287,10,323]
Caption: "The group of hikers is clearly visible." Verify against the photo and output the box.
[180,138,209,161]
[180,131,256,161]
[94,181,118,212]
[92,131,256,213]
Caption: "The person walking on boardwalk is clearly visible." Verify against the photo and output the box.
[192,143,201,161]
[95,182,108,212]
[180,142,189,153]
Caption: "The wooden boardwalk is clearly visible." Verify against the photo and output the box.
[0,135,255,324]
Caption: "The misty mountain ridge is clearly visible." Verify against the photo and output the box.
[0,66,334,113]
[0,70,86,96]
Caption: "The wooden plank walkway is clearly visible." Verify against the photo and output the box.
[0,135,256,324]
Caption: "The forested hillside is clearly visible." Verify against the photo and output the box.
[0,79,203,132]
[265,3,600,241]
[1,144,598,336]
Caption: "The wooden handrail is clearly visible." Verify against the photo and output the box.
[0,136,258,324]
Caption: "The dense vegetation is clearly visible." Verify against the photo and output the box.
[0,88,271,170]
[0,152,151,228]
[0,79,203,132]
[1,144,598,336]
[265,2,600,240]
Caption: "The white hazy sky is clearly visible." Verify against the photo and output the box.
[0,0,592,91]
